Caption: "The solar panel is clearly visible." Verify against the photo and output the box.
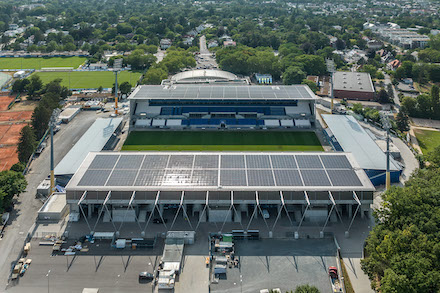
[162,170,192,185]
[191,170,218,186]
[167,155,194,169]
[246,155,271,169]
[300,170,331,186]
[220,169,247,186]
[78,169,111,186]
[89,155,119,169]
[194,155,219,169]
[134,170,165,186]
[106,170,138,186]
[270,155,297,169]
[273,170,303,186]
[295,155,323,169]
[142,155,169,169]
[247,170,275,186]
[320,155,352,169]
[327,170,362,186]
[115,155,144,169]
[221,155,245,168]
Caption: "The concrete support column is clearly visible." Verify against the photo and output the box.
[159,204,164,216]
[234,206,241,223]
[254,205,258,219]
[348,204,353,219]
[193,204,202,217]
[135,204,139,217]
[70,203,79,213]
[199,206,207,222]
[183,204,188,219]
[239,204,248,217]
[88,204,92,219]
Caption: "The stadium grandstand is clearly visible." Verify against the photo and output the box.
[322,114,402,185]
[65,151,375,238]
[128,84,317,130]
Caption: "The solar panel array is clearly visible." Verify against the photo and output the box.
[132,85,315,100]
[77,154,363,188]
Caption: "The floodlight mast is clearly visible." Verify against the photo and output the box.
[381,113,391,190]
[49,109,60,195]
[326,59,335,113]
[114,59,123,114]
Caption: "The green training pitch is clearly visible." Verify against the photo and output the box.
[0,56,86,69]
[31,71,142,89]
[122,131,324,152]
[414,128,440,154]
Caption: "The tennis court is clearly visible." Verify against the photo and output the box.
[0,123,26,145]
[0,146,18,171]
[122,131,323,151]
[0,110,33,122]
[0,95,15,111]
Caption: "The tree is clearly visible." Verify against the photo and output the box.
[416,94,432,117]
[119,81,132,97]
[97,86,103,93]
[395,111,410,132]
[427,145,440,168]
[361,168,440,292]
[142,68,168,85]
[431,85,440,120]
[12,79,30,93]
[283,66,306,85]
[0,171,27,211]
[401,96,418,117]
[294,284,320,293]
[10,162,25,173]
[377,88,390,104]
[31,105,51,140]
[17,125,37,163]
[26,75,43,98]
[302,79,319,93]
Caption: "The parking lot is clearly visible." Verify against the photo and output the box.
[210,239,337,293]
[6,239,160,293]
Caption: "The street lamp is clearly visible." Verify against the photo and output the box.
[381,113,391,190]
[326,59,336,113]
[46,269,51,293]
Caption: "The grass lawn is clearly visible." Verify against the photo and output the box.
[32,71,142,89]
[0,56,86,69]
[414,128,440,154]
[122,131,323,152]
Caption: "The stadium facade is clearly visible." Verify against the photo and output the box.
[128,84,317,131]
[65,152,375,237]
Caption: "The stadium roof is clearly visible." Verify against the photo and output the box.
[333,71,374,93]
[170,69,238,82]
[66,151,375,192]
[54,118,123,176]
[128,84,317,101]
[322,114,400,171]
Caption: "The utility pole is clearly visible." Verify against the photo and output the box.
[113,58,123,115]
[326,59,336,113]
[381,113,391,190]
[49,109,60,195]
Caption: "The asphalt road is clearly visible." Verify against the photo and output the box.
[0,110,99,292]
[196,35,218,70]
[383,72,401,107]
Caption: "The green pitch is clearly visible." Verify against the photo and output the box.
[31,71,142,89]
[414,128,440,154]
[0,57,86,69]
[122,131,323,151]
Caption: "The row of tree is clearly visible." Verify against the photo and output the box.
[142,47,196,85]
[361,146,440,292]
[401,85,440,120]
[16,78,70,164]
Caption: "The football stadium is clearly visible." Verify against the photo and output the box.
[61,70,376,238]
